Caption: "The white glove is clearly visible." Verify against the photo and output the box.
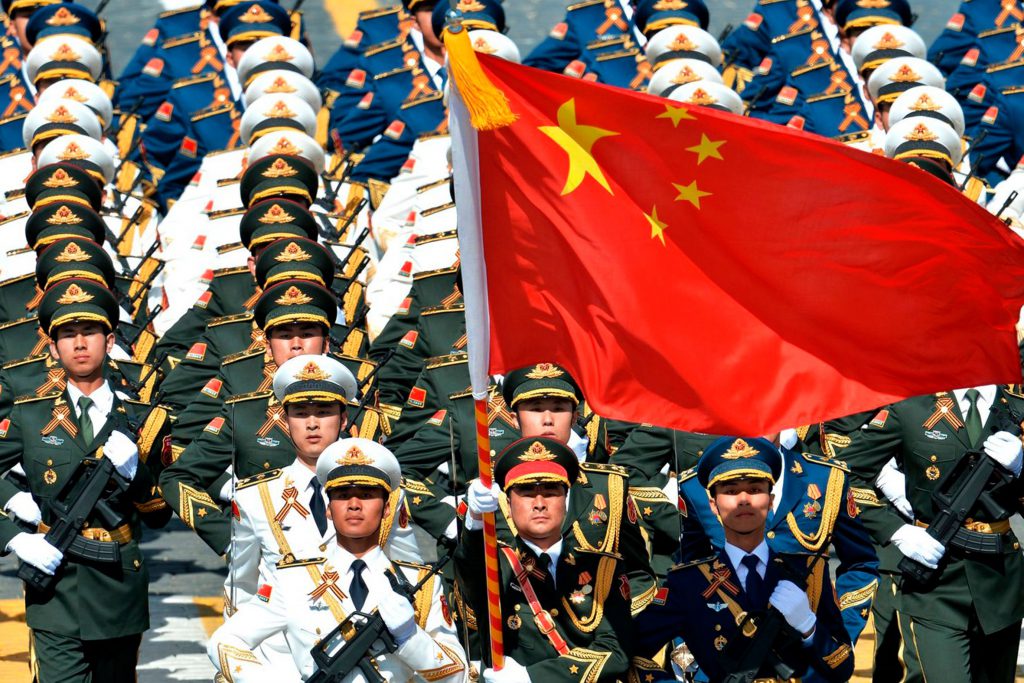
[891,524,945,569]
[769,580,816,636]
[984,431,1023,477]
[377,585,417,645]
[7,532,62,575]
[779,428,799,450]
[467,479,500,517]
[4,491,41,525]
[483,656,531,682]
[875,459,913,519]
[218,476,236,503]
[103,431,139,481]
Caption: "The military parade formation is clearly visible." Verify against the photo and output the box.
[0,0,1020,681]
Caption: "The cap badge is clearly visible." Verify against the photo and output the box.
[721,438,759,460]
[46,206,83,225]
[525,363,564,380]
[43,168,77,188]
[265,44,294,62]
[275,285,312,305]
[56,282,93,304]
[263,158,298,178]
[294,361,329,381]
[46,105,77,124]
[265,77,297,94]
[338,446,373,466]
[275,241,312,262]
[46,7,81,26]
[239,5,275,23]
[55,242,90,262]
[521,441,556,462]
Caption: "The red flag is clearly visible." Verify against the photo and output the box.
[452,55,1024,435]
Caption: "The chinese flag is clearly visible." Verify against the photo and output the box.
[451,54,1024,435]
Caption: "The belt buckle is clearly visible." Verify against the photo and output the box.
[534,610,556,635]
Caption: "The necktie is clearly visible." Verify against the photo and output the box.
[741,554,767,610]
[309,479,327,537]
[78,395,94,444]
[537,552,556,591]
[965,388,983,446]
[350,559,368,611]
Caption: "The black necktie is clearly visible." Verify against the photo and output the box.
[309,479,327,537]
[537,553,556,591]
[350,559,368,610]
[741,554,767,610]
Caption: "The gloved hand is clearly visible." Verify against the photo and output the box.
[377,584,417,645]
[7,532,62,575]
[467,478,500,518]
[4,491,41,525]
[769,580,816,636]
[483,657,531,682]
[891,524,945,569]
[875,458,913,519]
[779,428,799,450]
[103,430,139,481]
[984,431,1023,477]
[218,476,236,503]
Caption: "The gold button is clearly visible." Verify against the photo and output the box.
[264,462,270,468]
[550,609,559,617]
[514,604,521,612]
[320,543,327,552]
[715,624,721,632]
[930,455,937,462]
[767,531,776,539]
[46,459,53,466]
[697,450,704,457]
[490,450,496,457]
[133,559,141,568]
[315,627,321,635]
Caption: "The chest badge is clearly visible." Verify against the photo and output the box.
[43,469,57,485]
[926,465,941,481]
[507,614,522,630]
[924,430,948,441]
[41,435,64,446]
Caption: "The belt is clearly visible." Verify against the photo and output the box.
[914,518,1011,535]
[38,521,133,544]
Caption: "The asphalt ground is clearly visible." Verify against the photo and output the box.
[0,0,1000,681]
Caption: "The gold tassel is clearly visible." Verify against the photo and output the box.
[442,25,518,131]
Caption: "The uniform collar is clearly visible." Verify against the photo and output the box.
[724,539,769,574]
[66,378,113,416]
[287,459,318,490]
[328,542,388,578]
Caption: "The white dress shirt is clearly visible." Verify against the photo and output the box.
[725,539,770,590]
[67,380,114,438]
[522,537,564,586]
[953,385,996,429]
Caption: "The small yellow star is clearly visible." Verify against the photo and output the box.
[539,98,619,196]
[235,665,242,673]
[644,205,669,246]
[643,506,653,516]
[686,134,726,165]
[197,508,208,518]
[656,104,696,127]
[412,496,422,505]
[569,665,580,675]
[673,180,712,209]
[645,675,655,683]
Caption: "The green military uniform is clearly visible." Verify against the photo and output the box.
[368,264,459,362]
[842,387,1024,682]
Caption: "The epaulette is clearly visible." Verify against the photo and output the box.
[586,35,632,51]
[758,0,795,4]
[567,0,603,10]
[191,103,234,122]
[1003,384,1024,399]
[978,25,1016,39]
[835,131,871,144]
[212,265,250,278]
[0,314,36,330]
[225,390,273,405]
[4,188,24,200]
[678,466,699,482]
[402,478,435,496]
[987,58,1024,73]
[448,387,474,400]
[595,47,640,63]
[236,467,283,489]
[421,303,464,316]
[801,451,849,471]
[209,207,246,220]
[4,246,29,257]
[805,90,845,104]
[216,177,241,187]
[401,91,443,110]
[425,352,468,370]
[791,60,831,78]
[374,64,416,81]
[415,230,458,246]
[277,554,325,568]
[162,32,203,49]
[1,354,46,370]
[392,558,430,571]
[172,72,219,89]
[159,4,202,18]
[1002,85,1024,96]
[669,555,718,572]
[0,211,29,227]
[420,201,455,217]
[580,461,627,476]
[208,312,254,327]
[0,147,26,160]
[216,242,244,255]
[413,264,458,280]
[223,348,264,365]
[359,5,402,20]
[416,176,452,194]
[363,38,405,58]
[14,393,58,405]
[772,27,814,44]
[416,130,449,142]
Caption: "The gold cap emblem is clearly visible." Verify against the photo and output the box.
[672,65,701,85]
[258,203,296,224]
[269,136,301,155]
[721,438,760,460]
[668,34,699,52]
[46,7,81,26]
[265,100,297,118]
[525,363,564,380]
[43,168,78,188]
[521,441,557,462]
[56,282,93,304]
[687,87,717,105]
[46,105,77,124]
[265,77,297,94]
[55,241,90,262]
[51,43,81,62]
[275,285,312,306]
[274,241,312,262]
[239,5,274,23]
[263,158,298,178]
[910,93,941,111]
[472,36,497,54]
[57,141,88,160]
[873,32,904,50]
[337,446,373,466]
[59,86,88,103]
[905,122,938,142]
[294,361,329,381]
[265,44,294,62]
[892,64,921,83]
[46,206,83,225]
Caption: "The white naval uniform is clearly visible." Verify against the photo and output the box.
[209,542,467,683]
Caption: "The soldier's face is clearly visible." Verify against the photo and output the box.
[513,397,577,443]
[413,8,442,51]
[509,482,567,547]
[709,478,773,538]
[267,323,328,364]
[49,321,113,380]
[285,402,346,459]
[328,486,387,541]
[12,12,31,52]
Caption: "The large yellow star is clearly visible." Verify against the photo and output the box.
[539,98,619,196]
[686,134,726,164]
[656,104,696,127]
[673,180,711,209]
[644,205,669,246]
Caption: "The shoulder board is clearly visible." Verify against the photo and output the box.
[225,390,273,405]
[159,4,202,18]
[978,25,1016,39]
[422,303,465,315]
[0,211,29,227]
[800,451,849,471]
[122,398,153,409]
[236,467,283,489]
[2,354,47,370]
[208,207,246,220]
[595,48,640,63]
[223,348,264,364]
[0,314,36,330]
[567,0,603,9]
[363,39,404,58]
[772,27,814,44]
[416,130,449,143]
[208,312,254,327]
[162,32,203,49]
[420,201,455,217]
[586,35,632,51]
[805,91,845,103]
[678,466,699,482]
[0,113,28,126]
[669,555,718,572]
[448,387,474,400]
[791,60,831,78]
[987,58,1024,73]
[415,230,458,246]
[359,5,401,20]
[212,266,251,278]
[835,130,871,145]
[392,558,430,571]
[14,393,58,405]
[216,242,244,255]
[401,91,444,110]
[205,147,241,159]
[277,555,325,569]
[416,176,453,194]
[373,64,415,81]
[191,104,234,122]
[0,147,26,160]
[413,265,458,280]
[580,462,627,476]
[425,352,468,369]
[5,188,24,200]
[1002,85,1024,96]
[172,73,218,89]
[6,246,31,257]
[216,177,241,187]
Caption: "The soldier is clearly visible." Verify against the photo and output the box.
[460,436,635,682]
[0,277,169,682]
[632,437,855,683]
[209,436,467,681]
[841,386,1024,682]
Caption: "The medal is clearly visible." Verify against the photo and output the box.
[926,465,941,481]
[43,469,57,485]
[803,501,821,519]
[507,614,521,630]
[570,590,586,604]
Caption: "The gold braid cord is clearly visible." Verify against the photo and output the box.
[571,474,624,554]
[560,555,617,633]
[177,483,218,529]
[417,642,466,682]
[216,643,260,682]
[784,467,845,552]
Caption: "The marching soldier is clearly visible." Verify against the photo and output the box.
[208,436,467,681]
[0,277,169,682]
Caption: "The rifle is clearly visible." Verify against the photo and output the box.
[995,190,1019,220]
[307,550,453,683]
[898,406,1022,585]
[18,445,131,592]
